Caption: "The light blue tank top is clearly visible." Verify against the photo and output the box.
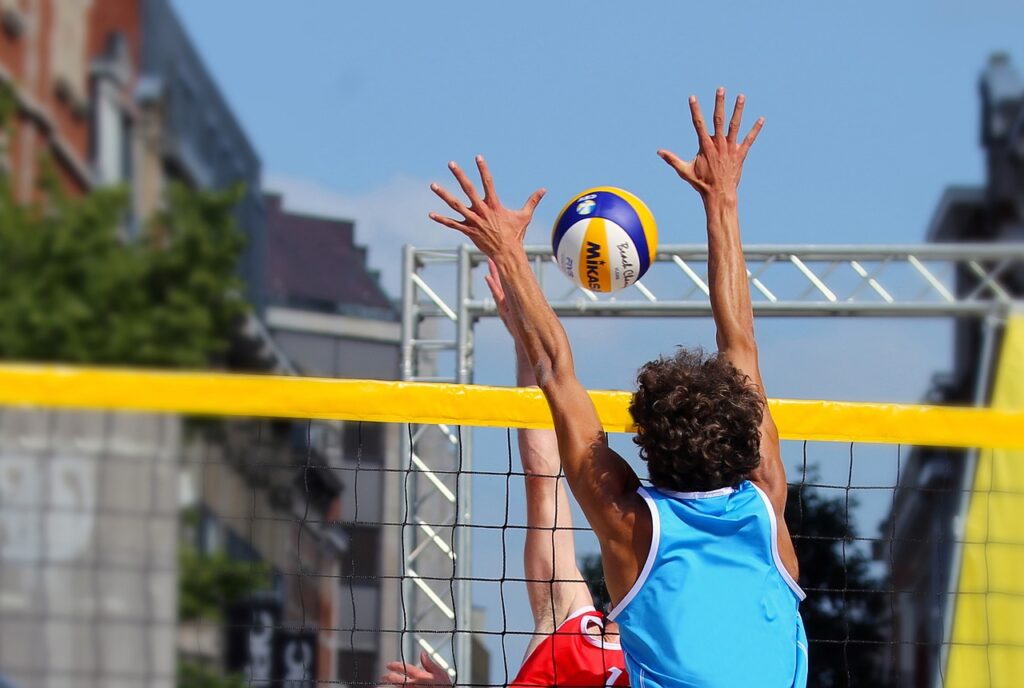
[607,481,808,688]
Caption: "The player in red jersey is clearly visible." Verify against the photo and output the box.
[380,261,627,688]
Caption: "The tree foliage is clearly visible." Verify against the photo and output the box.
[177,660,248,688]
[0,173,247,367]
[786,476,893,687]
[178,545,270,623]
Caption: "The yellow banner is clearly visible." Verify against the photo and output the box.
[947,314,1024,685]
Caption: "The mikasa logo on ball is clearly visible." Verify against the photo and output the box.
[584,241,605,291]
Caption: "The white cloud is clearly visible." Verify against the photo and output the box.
[265,172,455,297]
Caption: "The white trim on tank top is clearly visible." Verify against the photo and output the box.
[750,483,807,600]
[659,485,736,500]
[564,605,596,621]
[606,486,660,621]
[578,611,623,651]
[605,483,805,622]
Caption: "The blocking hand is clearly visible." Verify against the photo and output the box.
[658,87,763,200]
[378,650,453,688]
[428,156,545,259]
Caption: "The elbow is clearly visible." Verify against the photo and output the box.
[534,348,575,392]
[717,330,757,356]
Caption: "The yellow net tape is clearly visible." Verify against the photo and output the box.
[0,363,1021,449]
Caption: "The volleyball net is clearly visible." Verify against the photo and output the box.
[0,328,1022,688]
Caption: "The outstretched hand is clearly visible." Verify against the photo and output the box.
[658,87,763,201]
[378,650,453,688]
[428,156,546,259]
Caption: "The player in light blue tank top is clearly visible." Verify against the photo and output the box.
[608,482,807,687]
[429,87,805,687]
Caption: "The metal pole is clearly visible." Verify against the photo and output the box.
[399,244,418,666]
[453,244,474,683]
[465,300,1011,319]
[936,310,1003,687]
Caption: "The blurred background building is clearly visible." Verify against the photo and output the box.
[12,1,1020,687]
[0,0,265,309]
[262,191,406,686]
[885,53,1024,687]
[0,1,423,686]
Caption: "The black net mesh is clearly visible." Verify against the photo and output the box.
[0,407,1014,687]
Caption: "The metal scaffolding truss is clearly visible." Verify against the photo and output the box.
[397,242,1024,676]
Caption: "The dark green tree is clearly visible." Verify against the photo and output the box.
[178,546,269,623]
[786,476,893,687]
[176,661,248,688]
[0,172,247,367]
[176,543,270,688]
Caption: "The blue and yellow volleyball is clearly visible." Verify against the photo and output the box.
[551,187,658,293]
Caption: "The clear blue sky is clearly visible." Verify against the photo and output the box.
[174,0,1021,676]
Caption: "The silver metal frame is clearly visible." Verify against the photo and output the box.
[398,242,1024,681]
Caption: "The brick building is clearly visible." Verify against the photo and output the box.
[0,0,140,198]
[0,0,267,311]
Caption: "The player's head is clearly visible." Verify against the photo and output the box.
[629,348,763,492]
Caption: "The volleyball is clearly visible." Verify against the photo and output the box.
[551,187,658,293]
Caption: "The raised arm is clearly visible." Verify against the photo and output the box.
[658,88,797,579]
[428,159,650,606]
[485,261,593,652]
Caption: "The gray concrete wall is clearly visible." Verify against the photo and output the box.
[0,409,181,688]
[271,329,400,381]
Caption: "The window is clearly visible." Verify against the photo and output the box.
[50,0,89,109]
[339,650,377,687]
[342,525,380,579]
[93,80,129,185]
[1,0,25,37]
[342,422,384,465]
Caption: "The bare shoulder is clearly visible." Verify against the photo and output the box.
[598,486,654,607]
[751,415,788,512]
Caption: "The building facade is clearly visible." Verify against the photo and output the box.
[262,192,406,686]
[0,0,266,312]
[0,0,141,199]
[886,54,1024,687]
[138,0,266,312]
[0,2,299,686]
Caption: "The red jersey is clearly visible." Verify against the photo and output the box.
[510,606,629,688]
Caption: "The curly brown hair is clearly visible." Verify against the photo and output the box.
[629,348,764,492]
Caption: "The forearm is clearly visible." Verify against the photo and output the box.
[494,249,576,396]
[515,345,561,479]
[494,247,640,534]
[514,343,591,629]
[704,195,786,491]
[498,253,592,484]
[704,192,756,353]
